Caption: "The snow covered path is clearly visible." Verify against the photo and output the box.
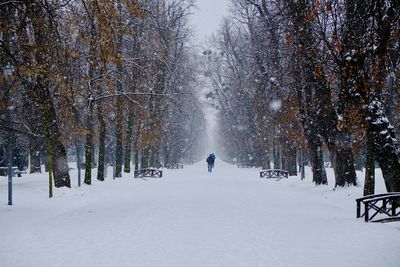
[1,162,400,267]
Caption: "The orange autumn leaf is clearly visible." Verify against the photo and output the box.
[315,66,322,78]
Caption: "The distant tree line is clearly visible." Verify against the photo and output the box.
[0,0,206,189]
[204,0,400,193]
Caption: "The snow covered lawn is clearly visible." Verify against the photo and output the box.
[1,162,399,267]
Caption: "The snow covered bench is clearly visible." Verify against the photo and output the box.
[134,169,163,178]
[13,169,27,177]
[166,163,183,169]
[356,193,400,222]
[0,167,26,177]
[260,169,288,179]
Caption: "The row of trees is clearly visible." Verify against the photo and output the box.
[0,0,207,190]
[205,0,400,193]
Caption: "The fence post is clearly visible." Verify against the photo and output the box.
[392,198,397,217]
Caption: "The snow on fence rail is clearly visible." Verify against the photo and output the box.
[356,192,400,222]
[260,169,289,179]
[134,169,163,178]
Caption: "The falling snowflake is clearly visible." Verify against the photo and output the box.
[269,100,282,111]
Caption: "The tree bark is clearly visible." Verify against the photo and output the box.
[273,142,281,169]
[288,0,328,185]
[283,145,297,176]
[115,0,124,177]
[367,100,400,192]
[364,128,375,196]
[299,150,306,180]
[292,0,357,188]
[28,2,70,188]
[148,147,154,168]
[29,140,41,173]
[46,133,53,198]
[97,102,106,181]
[134,125,140,171]
[262,148,271,170]
[115,96,123,177]
[331,133,357,187]
[39,84,71,188]
[124,111,135,173]
[134,144,139,171]
[354,150,364,172]
[340,0,400,192]
[141,148,149,169]
[150,145,161,168]
[84,104,93,185]
[308,134,327,185]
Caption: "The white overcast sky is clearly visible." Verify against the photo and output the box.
[191,0,231,42]
[191,0,231,151]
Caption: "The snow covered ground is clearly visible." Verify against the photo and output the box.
[1,161,399,267]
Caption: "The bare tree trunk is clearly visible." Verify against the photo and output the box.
[364,129,375,196]
[308,134,327,185]
[141,148,149,169]
[84,104,93,185]
[115,0,124,177]
[134,125,140,171]
[42,149,48,173]
[262,148,271,170]
[299,150,306,180]
[367,100,400,192]
[340,0,400,192]
[124,111,135,173]
[287,0,328,185]
[29,140,41,173]
[41,84,71,188]
[115,97,124,177]
[134,145,139,171]
[151,145,161,169]
[46,133,53,198]
[283,145,297,176]
[28,2,70,188]
[273,141,281,169]
[354,149,364,172]
[148,146,154,168]
[97,102,106,181]
[331,133,357,187]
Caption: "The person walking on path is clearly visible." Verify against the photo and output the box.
[211,153,216,168]
[206,154,215,173]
